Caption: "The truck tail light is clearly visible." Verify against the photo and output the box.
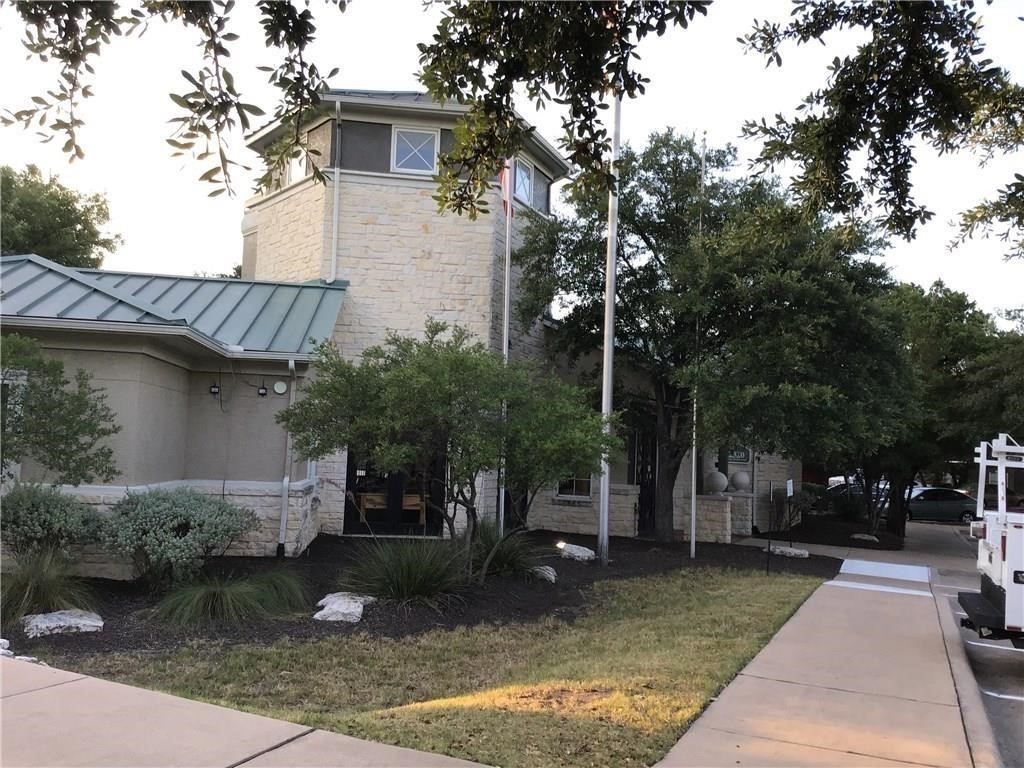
[1002,534,1007,561]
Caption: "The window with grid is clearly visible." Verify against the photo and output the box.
[392,127,438,174]
[514,157,534,204]
[557,473,592,499]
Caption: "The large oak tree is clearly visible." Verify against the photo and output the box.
[4,2,1020,253]
[514,131,912,542]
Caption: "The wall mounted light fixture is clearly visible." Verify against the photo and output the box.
[257,382,268,397]
[209,383,221,396]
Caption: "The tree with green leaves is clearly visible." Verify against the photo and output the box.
[514,131,911,541]
[4,2,1020,253]
[1,333,120,485]
[502,362,619,529]
[1,165,121,267]
[277,320,613,546]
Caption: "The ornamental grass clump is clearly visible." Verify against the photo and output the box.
[341,539,465,609]
[471,520,543,582]
[102,488,257,589]
[0,483,101,556]
[1,548,93,629]
[155,569,309,626]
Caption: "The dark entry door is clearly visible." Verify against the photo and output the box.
[632,430,657,536]
[343,455,443,536]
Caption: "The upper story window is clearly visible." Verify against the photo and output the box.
[285,153,307,185]
[392,127,439,175]
[514,157,534,204]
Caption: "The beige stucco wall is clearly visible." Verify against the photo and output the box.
[184,367,302,482]
[17,340,189,486]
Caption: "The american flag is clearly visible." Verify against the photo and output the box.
[499,160,514,217]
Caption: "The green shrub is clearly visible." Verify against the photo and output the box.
[341,539,465,608]
[155,569,309,626]
[248,569,309,613]
[0,483,100,556]
[1,548,93,628]
[102,488,257,589]
[471,521,542,581]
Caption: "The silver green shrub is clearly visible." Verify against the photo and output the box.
[102,488,257,588]
[0,483,100,555]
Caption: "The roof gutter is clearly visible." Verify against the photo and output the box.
[0,316,316,363]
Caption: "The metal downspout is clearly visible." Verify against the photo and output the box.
[328,100,341,284]
[277,359,298,556]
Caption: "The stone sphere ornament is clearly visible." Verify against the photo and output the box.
[730,471,751,492]
[705,471,728,493]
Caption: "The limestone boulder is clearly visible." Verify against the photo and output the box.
[313,592,377,623]
[558,543,596,562]
[851,533,880,543]
[21,610,103,639]
[765,545,809,559]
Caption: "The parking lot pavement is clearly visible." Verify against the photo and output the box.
[933,569,1024,768]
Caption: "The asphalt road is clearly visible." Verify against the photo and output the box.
[932,550,1024,768]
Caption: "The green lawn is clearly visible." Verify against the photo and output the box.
[63,569,821,767]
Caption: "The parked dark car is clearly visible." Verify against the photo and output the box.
[905,487,977,524]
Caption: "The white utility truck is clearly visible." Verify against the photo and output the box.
[960,433,1024,648]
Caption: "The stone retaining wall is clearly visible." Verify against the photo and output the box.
[529,485,639,538]
[1,480,319,581]
[673,495,732,544]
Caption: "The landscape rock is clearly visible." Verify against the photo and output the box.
[531,565,557,583]
[313,592,377,623]
[558,543,596,562]
[851,533,879,543]
[765,545,809,559]
[0,638,8,650]
[14,656,37,663]
[0,649,12,658]
[21,610,103,639]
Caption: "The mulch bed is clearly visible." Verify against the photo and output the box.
[754,514,904,551]
[16,531,840,658]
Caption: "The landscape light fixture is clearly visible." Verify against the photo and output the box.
[209,383,221,397]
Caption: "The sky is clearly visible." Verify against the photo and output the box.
[1,1,1021,322]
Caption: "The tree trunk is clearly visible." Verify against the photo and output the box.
[654,444,685,542]
[885,468,911,538]
[651,380,689,543]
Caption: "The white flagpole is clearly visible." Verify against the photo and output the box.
[689,132,707,559]
[498,158,514,533]
[598,95,622,566]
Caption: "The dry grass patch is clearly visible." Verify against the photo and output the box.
[62,568,821,767]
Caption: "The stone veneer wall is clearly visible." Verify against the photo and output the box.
[729,493,753,537]
[672,495,732,544]
[0,480,320,581]
[248,178,328,283]
[324,174,499,358]
[529,485,639,538]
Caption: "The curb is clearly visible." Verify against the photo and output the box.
[933,586,1004,768]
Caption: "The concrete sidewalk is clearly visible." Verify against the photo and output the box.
[0,658,481,768]
[657,557,976,768]
[735,520,978,571]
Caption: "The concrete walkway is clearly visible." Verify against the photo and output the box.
[659,525,982,768]
[0,658,481,768]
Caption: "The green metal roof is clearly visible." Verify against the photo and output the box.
[1,254,347,358]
